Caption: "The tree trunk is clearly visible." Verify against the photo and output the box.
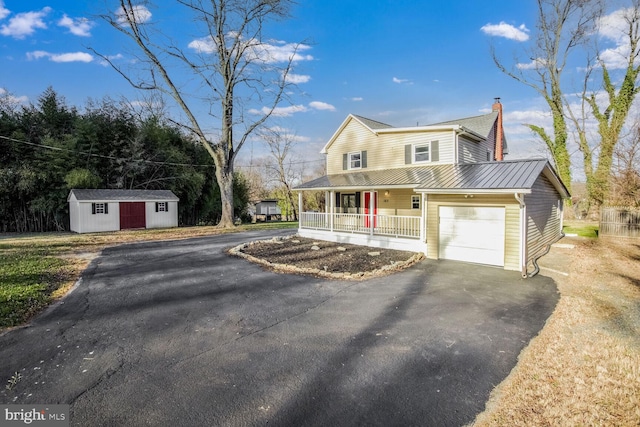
[285,185,298,221]
[214,151,235,228]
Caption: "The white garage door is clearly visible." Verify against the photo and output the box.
[438,206,506,267]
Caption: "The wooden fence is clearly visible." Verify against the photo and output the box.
[599,207,640,238]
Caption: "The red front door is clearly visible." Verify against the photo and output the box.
[364,191,377,228]
[119,202,146,230]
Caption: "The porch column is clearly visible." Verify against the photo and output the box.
[298,191,303,227]
[369,188,375,236]
[420,193,427,242]
[330,190,335,232]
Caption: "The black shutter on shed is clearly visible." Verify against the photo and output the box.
[155,202,159,212]
[104,203,108,214]
[92,203,96,214]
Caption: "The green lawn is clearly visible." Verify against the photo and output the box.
[0,222,298,329]
[562,221,599,238]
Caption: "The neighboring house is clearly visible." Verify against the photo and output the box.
[68,189,179,233]
[254,199,282,222]
[294,99,570,277]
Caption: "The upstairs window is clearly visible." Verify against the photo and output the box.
[414,143,430,163]
[405,141,438,164]
[349,152,361,169]
[343,151,367,170]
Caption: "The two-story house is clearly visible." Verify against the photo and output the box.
[294,100,570,277]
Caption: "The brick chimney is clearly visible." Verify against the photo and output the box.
[493,97,504,161]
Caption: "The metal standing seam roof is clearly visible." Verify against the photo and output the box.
[68,189,179,202]
[294,159,563,194]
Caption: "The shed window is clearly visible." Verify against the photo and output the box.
[411,195,420,210]
[92,203,108,215]
[156,202,168,212]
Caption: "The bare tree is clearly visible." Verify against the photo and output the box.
[94,0,302,227]
[261,127,300,220]
[610,117,640,205]
[574,2,640,208]
[491,0,602,192]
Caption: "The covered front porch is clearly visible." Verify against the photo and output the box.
[297,189,428,254]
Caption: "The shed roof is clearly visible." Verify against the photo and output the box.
[294,159,569,196]
[68,189,179,202]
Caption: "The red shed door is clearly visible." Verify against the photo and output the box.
[119,202,146,229]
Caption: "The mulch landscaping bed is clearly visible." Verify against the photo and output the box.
[231,236,423,279]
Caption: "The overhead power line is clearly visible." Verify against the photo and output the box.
[0,134,326,169]
[0,134,211,168]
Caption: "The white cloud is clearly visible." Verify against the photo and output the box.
[392,77,412,84]
[480,22,529,41]
[0,7,50,39]
[285,73,310,84]
[309,101,335,111]
[249,101,334,117]
[188,37,216,53]
[0,87,28,105]
[516,57,548,70]
[350,97,363,101]
[596,7,640,70]
[189,34,313,64]
[251,40,313,63]
[99,53,124,66]
[249,105,308,117]
[58,14,94,37]
[116,5,152,26]
[0,1,10,20]
[27,50,94,63]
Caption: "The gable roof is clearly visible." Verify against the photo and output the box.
[68,189,179,202]
[429,111,509,155]
[351,114,393,130]
[430,112,498,139]
[321,110,505,154]
[294,159,569,197]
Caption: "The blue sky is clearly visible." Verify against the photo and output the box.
[0,1,633,178]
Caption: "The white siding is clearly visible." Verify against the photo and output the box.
[72,202,120,233]
[146,201,178,229]
[69,200,178,233]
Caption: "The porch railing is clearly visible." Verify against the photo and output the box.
[300,212,421,239]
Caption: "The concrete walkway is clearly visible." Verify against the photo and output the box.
[0,230,559,426]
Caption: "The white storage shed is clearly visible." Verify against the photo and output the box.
[68,189,179,233]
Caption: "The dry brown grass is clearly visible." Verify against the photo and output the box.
[472,237,640,426]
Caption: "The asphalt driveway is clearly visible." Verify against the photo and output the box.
[0,230,559,426]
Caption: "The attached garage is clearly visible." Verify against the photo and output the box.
[68,189,179,234]
[422,162,570,276]
[438,206,506,267]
